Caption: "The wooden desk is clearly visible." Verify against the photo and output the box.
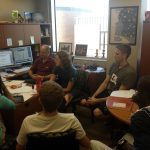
[1,95,42,136]
[106,96,139,125]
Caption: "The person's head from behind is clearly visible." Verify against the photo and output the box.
[55,51,71,68]
[132,75,150,108]
[114,44,131,64]
[40,45,50,59]
[39,81,64,112]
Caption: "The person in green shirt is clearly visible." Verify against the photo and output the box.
[0,76,15,145]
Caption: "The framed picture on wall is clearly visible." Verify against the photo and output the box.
[59,42,72,54]
[75,44,88,56]
[109,6,139,45]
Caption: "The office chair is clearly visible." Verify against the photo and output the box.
[26,129,79,150]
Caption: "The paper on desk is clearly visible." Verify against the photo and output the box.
[22,93,35,101]
[110,89,136,98]
[5,80,24,87]
[7,83,36,95]
[112,102,126,108]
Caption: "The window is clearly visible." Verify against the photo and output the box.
[147,0,150,10]
[55,0,109,58]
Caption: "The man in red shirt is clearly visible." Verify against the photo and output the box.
[28,45,55,83]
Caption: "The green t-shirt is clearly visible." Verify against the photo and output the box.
[107,63,137,94]
[0,95,15,110]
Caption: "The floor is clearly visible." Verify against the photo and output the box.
[67,105,114,149]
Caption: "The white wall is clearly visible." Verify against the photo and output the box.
[0,0,37,21]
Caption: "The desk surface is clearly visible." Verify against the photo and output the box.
[4,80,37,101]
[0,66,30,80]
[106,96,139,125]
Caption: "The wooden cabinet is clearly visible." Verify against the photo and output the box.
[140,22,150,76]
[0,23,41,49]
[40,23,52,49]
[24,24,41,45]
[3,24,24,47]
[0,25,5,49]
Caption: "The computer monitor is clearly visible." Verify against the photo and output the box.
[0,50,14,68]
[12,46,33,65]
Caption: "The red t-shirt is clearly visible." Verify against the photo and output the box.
[30,57,55,76]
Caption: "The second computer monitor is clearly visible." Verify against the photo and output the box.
[12,46,33,65]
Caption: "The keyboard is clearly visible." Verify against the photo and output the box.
[13,66,30,74]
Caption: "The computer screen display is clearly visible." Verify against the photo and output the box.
[0,50,14,68]
[12,46,33,65]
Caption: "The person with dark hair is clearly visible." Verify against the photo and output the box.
[0,76,15,145]
[130,75,150,150]
[81,44,136,117]
[16,81,90,150]
[90,75,150,150]
[50,51,78,107]
[28,45,55,83]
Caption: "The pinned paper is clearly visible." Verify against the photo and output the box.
[30,36,35,44]
[18,40,23,46]
[7,38,13,46]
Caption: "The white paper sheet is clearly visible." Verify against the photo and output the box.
[110,89,136,98]
[112,102,126,108]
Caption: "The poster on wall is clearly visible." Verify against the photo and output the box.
[109,6,139,45]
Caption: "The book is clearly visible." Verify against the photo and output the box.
[107,96,133,111]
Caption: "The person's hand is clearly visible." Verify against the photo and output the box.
[86,97,98,105]
[32,74,44,80]
[80,99,87,105]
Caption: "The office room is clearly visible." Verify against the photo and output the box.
[0,0,150,149]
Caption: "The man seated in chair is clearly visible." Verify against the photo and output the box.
[81,44,136,117]
[16,81,90,150]
[27,45,55,84]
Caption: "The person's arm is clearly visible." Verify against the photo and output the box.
[28,69,43,80]
[50,74,56,81]
[92,75,110,98]
[86,97,107,105]
[63,81,74,93]
[16,144,25,150]
[119,84,130,90]
[0,95,15,110]
[43,74,52,80]
[79,136,90,149]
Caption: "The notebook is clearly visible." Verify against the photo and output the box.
[107,96,133,111]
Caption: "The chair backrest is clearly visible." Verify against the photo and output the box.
[26,129,79,150]
[87,71,106,95]
[75,69,89,92]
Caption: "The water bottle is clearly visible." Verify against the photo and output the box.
[36,78,42,93]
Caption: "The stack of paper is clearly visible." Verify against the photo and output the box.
[110,89,136,98]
